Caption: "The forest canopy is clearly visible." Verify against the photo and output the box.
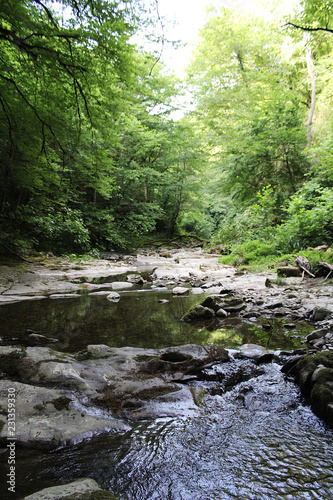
[1,0,333,261]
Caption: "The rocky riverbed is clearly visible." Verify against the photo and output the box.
[1,247,333,499]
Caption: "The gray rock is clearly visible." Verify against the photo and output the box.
[216,308,228,318]
[172,286,190,295]
[23,478,102,499]
[239,344,269,360]
[106,292,120,302]
[111,282,133,290]
[49,293,81,299]
[0,381,128,448]
[262,300,284,309]
[127,274,145,284]
[312,308,332,322]
[202,295,246,313]
[306,329,329,342]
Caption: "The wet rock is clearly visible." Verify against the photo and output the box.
[111,282,133,290]
[306,329,329,342]
[159,251,172,258]
[23,478,119,499]
[106,292,120,302]
[0,380,128,449]
[172,286,190,295]
[201,294,246,313]
[26,334,58,346]
[127,274,145,284]
[312,307,332,322]
[292,351,333,427]
[216,308,228,318]
[239,344,269,361]
[191,287,204,294]
[262,300,284,309]
[49,293,81,299]
[0,344,230,430]
[182,304,215,321]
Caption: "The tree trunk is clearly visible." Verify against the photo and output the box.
[305,39,316,146]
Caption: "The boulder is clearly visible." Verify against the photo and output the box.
[312,307,332,322]
[182,304,215,321]
[292,351,333,427]
[201,294,246,313]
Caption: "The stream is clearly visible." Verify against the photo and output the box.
[2,361,333,499]
[0,266,333,499]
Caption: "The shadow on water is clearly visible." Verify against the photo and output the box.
[0,289,312,352]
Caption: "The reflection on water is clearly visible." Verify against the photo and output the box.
[0,289,311,352]
[3,363,333,500]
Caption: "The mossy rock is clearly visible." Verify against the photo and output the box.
[310,385,333,426]
[293,351,333,428]
[52,397,71,411]
[0,348,26,378]
[182,304,215,321]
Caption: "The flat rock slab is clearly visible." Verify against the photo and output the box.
[23,478,105,500]
[0,343,230,441]
[0,380,128,448]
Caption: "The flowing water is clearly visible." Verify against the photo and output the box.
[3,362,333,500]
[1,280,332,499]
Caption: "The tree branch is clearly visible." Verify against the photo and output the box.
[284,22,333,34]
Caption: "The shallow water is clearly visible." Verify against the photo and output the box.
[0,287,311,352]
[3,362,333,500]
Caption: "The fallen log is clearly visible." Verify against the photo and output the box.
[293,255,315,280]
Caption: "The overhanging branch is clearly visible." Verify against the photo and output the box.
[284,22,333,34]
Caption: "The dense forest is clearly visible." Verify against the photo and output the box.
[1,0,333,263]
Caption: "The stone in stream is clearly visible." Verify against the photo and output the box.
[111,282,133,290]
[106,292,120,302]
[291,351,333,428]
[239,344,269,361]
[127,273,145,284]
[172,286,190,295]
[23,478,119,500]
